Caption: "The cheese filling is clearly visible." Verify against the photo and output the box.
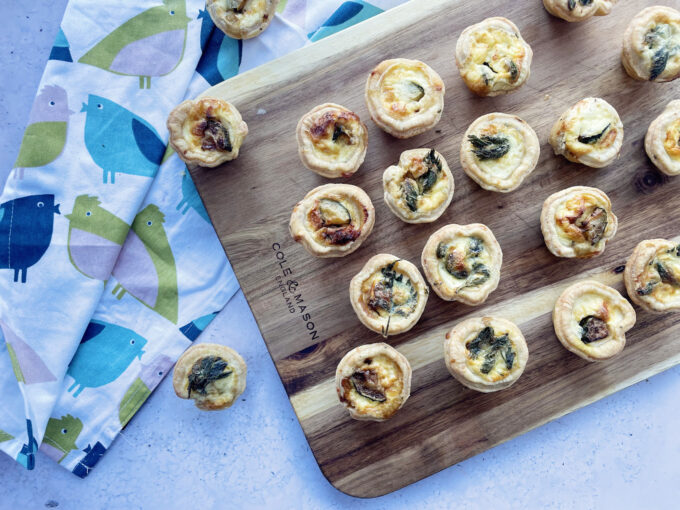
[642,21,680,80]
[362,262,418,321]
[223,0,269,29]
[306,197,365,246]
[663,119,680,160]
[183,102,235,153]
[469,123,524,179]
[308,109,363,163]
[563,102,619,157]
[378,62,438,119]
[636,244,680,302]
[464,326,517,381]
[436,235,492,294]
[554,194,609,254]
[340,354,404,415]
[570,292,625,347]
[462,26,525,91]
[389,149,448,213]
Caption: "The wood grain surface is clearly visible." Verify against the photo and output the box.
[189,0,680,497]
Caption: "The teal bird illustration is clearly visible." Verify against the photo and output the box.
[49,27,72,62]
[39,414,83,463]
[13,85,73,179]
[78,0,191,89]
[112,204,178,323]
[65,195,130,280]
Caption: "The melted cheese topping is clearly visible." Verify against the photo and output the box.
[568,292,625,350]
[182,99,236,152]
[303,196,365,246]
[223,0,268,28]
[472,124,525,179]
[637,246,680,303]
[640,20,680,78]
[461,26,525,92]
[341,354,404,416]
[553,193,608,255]
[307,109,364,163]
[563,101,619,157]
[463,328,519,382]
[191,365,242,409]
[361,265,417,319]
[437,235,493,297]
[664,119,680,160]
[386,153,450,213]
[378,62,438,119]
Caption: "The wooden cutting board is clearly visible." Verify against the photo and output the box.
[189,0,680,497]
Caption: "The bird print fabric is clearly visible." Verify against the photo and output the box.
[0,0,392,478]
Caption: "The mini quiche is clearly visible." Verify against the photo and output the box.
[549,98,623,168]
[624,238,680,313]
[553,280,636,362]
[455,17,533,97]
[365,58,445,138]
[335,343,412,421]
[421,224,502,305]
[382,148,454,223]
[206,0,279,40]
[444,317,528,393]
[350,254,429,337]
[645,100,680,175]
[460,113,540,192]
[296,103,368,178]
[289,184,374,258]
[167,98,248,167]
[622,6,680,83]
[173,343,247,411]
[541,186,618,258]
[543,0,618,23]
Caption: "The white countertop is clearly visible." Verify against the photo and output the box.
[1,2,679,509]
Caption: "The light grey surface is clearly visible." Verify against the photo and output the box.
[1,2,680,509]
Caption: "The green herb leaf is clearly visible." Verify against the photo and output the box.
[469,237,483,255]
[350,370,386,402]
[402,178,419,212]
[579,316,609,344]
[577,207,607,245]
[506,60,518,82]
[407,81,425,102]
[657,262,679,286]
[187,356,232,397]
[651,47,669,81]
[436,242,448,259]
[578,124,610,145]
[332,124,350,143]
[468,135,510,160]
[567,0,576,10]
[637,282,657,296]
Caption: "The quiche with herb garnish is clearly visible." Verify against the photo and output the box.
[335,343,412,421]
[382,148,454,223]
[543,0,618,23]
[460,113,539,192]
[455,17,532,97]
[622,6,680,83]
[624,239,680,313]
[421,224,502,305]
[365,58,445,138]
[549,98,623,168]
[645,100,680,175]
[167,98,248,168]
[289,184,374,258]
[172,343,247,411]
[206,0,279,40]
[350,254,429,337]
[444,317,528,393]
[553,280,636,362]
[296,103,368,178]
[541,186,617,259]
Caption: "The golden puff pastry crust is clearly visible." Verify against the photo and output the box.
[645,100,680,175]
[350,254,429,337]
[167,98,248,167]
[549,97,623,168]
[335,343,412,421]
[460,113,540,192]
[455,17,532,97]
[622,6,680,82]
[421,224,502,305]
[296,103,368,178]
[624,238,680,313]
[543,0,618,22]
[444,317,528,393]
[541,186,617,259]
[382,149,454,223]
[173,343,247,411]
[553,280,636,362]
[289,184,374,258]
[206,0,279,40]
[365,58,445,138]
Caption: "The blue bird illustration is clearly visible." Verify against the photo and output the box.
[198,8,214,49]
[179,311,218,341]
[16,419,38,470]
[196,10,242,86]
[308,1,382,42]
[49,28,72,62]
[0,194,60,283]
[13,85,73,179]
[78,0,191,88]
[72,441,107,478]
[66,320,147,398]
[176,170,210,222]
[81,94,165,184]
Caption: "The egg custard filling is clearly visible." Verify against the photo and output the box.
[167,98,248,167]
[461,113,539,192]
[455,17,532,96]
[335,343,411,421]
[553,281,635,362]
[382,149,453,223]
[542,0,617,22]
[646,100,680,176]
[290,184,374,258]
[625,239,680,312]
[350,255,428,336]
[641,20,680,81]
[296,103,368,178]
[365,58,445,138]
[541,186,617,258]
[206,0,279,39]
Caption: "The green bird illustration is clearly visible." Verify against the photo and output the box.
[39,414,83,463]
[111,204,178,323]
[78,0,191,89]
[0,429,13,442]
